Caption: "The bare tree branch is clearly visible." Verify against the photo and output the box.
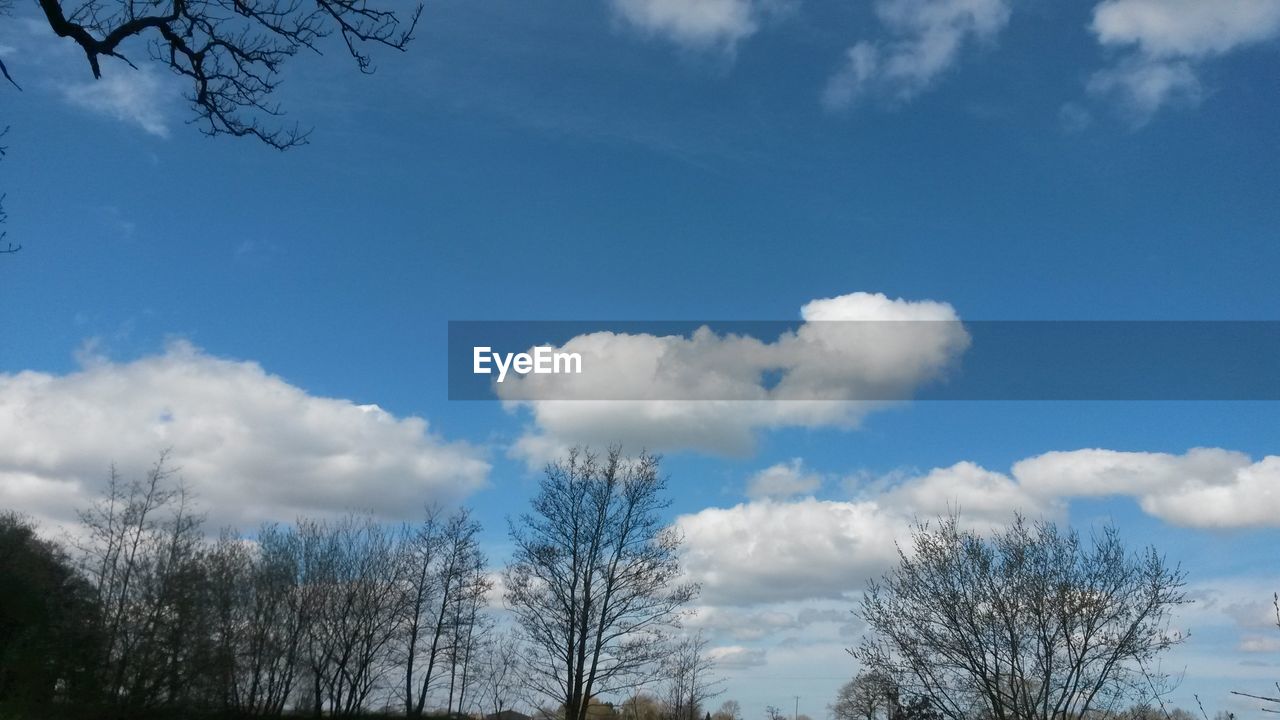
[27,0,422,149]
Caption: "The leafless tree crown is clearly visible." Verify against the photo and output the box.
[854,515,1189,720]
[504,447,699,720]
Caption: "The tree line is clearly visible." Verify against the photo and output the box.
[1,451,496,716]
[0,447,715,720]
[2,447,1275,720]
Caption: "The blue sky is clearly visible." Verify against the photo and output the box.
[2,0,1280,716]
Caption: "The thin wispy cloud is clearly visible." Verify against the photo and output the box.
[0,16,175,137]
[610,0,765,51]
[60,64,173,137]
[823,0,1012,111]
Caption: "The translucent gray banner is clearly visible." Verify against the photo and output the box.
[447,321,1280,401]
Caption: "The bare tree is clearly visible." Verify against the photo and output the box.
[712,699,743,720]
[0,126,15,255]
[854,514,1188,720]
[205,523,305,715]
[664,632,724,720]
[446,545,493,715]
[622,692,667,720]
[505,447,699,720]
[831,672,896,720]
[297,514,406,717]
[1230,593,1280,713]
[477,629,529,716]
[75,451,210,707]
[400,506,487,717]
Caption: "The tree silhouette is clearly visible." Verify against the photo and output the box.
[21,0,422,148]
[504,447,698,720]
[0,512,101,705]
[855,515,1188,720]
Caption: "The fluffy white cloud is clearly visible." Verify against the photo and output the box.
[678,457,1065,605]
[676,497,908,605]
[1088,0,1280,122]
[500,291,969,466]
[1092,0,1280,58]
[0,342,489,531]
[1015,448,1280,529]
[824,0,1011,110]
[747,458,823,499]
[611,0,758,49]
[879,460,1059,522]
[677,447,1280,606]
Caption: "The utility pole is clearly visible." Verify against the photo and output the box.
[793,696,800,720]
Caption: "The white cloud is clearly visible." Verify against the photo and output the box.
[500,291,970,466]
[676,497,909,605]
[823,0,1012,110]
[678,458,1065,605]
[1088,0,1280,123]
[879,460,1059,522]
[677,447,1280,607]
[611,0,762,49]
[746,458,823,500]
[1013,448,1280,529]
[60,64,173,137]
[0,342,489,532]
[1092,0,1280,58]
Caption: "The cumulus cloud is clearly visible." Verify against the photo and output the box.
[1012,447,1280,529]
[610,0,763,50]
[823,0,1012,110]
[677,458,1064,605]
[879,460,1058,522]
[1088,0,1280,123]
[0,342,489,531]
[677,447,1280,606]
[676,497,909,606]
[746,458,823,500]
[500,291,969,466]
